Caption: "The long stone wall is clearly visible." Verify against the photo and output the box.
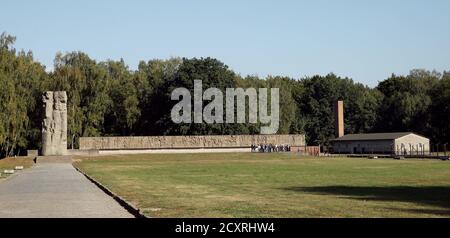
[79,134,305,150]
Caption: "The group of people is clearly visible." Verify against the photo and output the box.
[251,144,291,153]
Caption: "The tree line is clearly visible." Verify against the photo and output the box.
[1,33,449,157]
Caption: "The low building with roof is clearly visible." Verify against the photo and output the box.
[331,132,430,155]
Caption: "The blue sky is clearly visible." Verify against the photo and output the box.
[2,0,450,86]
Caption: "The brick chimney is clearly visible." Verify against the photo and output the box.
[334,100,344,138]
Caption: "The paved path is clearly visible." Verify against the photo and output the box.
[0,162,133,218]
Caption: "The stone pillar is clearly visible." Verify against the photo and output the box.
[41,91,68,156]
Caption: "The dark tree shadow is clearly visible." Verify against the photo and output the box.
[387,208,450,216]
[283,186,450,215]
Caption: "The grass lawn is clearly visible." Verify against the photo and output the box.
[73,153,450,218]
[0,157,34,179]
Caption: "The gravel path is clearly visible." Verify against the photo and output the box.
[0,162,133,218]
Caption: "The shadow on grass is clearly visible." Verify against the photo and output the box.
[284,186,450,216]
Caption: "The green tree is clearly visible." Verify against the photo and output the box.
[101,60,140,135]
[266,76,298,134]
[375,70,439,137]
[429,72,450,144]
[156,57,239,135]
[297,74,380,145]
[50,52,111,148]
[0,33,47,157]
[134,58,182,135]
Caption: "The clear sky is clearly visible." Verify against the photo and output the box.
[2,0,450,86]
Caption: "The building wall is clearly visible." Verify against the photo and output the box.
[332,134,431,155]
[394,134,430,155]
[79,134,305,150]
[332,140,394,154]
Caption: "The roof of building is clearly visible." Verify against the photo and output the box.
[332,132,424,142]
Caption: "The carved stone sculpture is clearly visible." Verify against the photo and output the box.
[42,91,67,156]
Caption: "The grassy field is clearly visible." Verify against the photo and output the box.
[73,153,450,218]
[0,157,34,179]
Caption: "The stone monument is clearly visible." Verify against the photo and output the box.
[41,91,68,156]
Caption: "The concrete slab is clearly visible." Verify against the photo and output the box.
[3,170,14,174]
[0,162,133,218]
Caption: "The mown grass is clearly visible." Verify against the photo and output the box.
[73,153,450,218]
[0,157,34,179]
